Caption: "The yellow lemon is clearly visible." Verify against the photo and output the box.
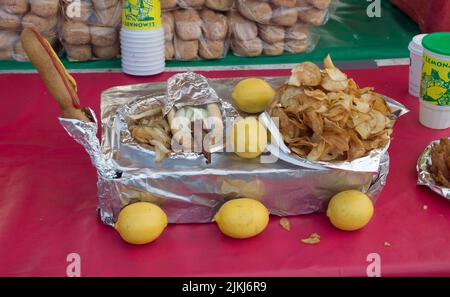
[232,78,275,113]
[214,198,269,239]
[115,202,168,245]
[327,190,374,231]
[426,86,447,100]
[232,117,268,159]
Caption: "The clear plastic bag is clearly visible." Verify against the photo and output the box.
[161,0,235,12]
[228,10,319,57]
[204,0,235,11]
[0,0,60,61]
[236,0,334,27]
[172,8,202,41]
[165,8,229,60]
[178,0,206,9]
[296,0,333,26]
[60,0,121,61]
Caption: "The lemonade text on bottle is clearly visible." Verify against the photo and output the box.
[122,0,162,30]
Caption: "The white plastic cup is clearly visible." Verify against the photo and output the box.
[122,53,165,61]
[122,65,165,76]
[122,57,165,64]
[419,42,450,130]
[120,41,164,49]
[419,101,450,129]
[121,50,165,60]
[121,45,165,53]
[408,34,427,97]
[120,34,164,42]
[121,42,165,50]
[121,56,165,63]
[121,28,164,37]
[120,4,165,77]
[122,64,165,72]
[122,56,165,64]
[121,42,165,49]
[120,41,165,76]
[122,59,165,68]
[120,35,164,44]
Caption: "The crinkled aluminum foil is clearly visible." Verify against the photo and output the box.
[417,139,450,199]
[164,72,220,116]
[104,73,238,164]
[60,76,396,225]
[59,109,118,179]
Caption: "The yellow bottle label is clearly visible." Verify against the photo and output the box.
[421,52,450,106]
[122,0,162,30]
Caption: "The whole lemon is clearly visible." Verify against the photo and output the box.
[214,198,269,239]
[232,117,268,159]
[115,202,168,245]
[232,78,275,113]
[327,190,374,231]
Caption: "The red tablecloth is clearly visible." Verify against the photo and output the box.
[0,65,449,277]
[390,0,450,32]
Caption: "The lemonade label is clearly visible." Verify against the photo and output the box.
[421,52,450,106]
[122,0,161,30]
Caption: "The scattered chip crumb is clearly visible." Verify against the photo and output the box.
[384,241,391,247]
[301,233,321,245]
[279,218,291,231]
[423,205,428,210]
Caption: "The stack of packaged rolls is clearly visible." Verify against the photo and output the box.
[236,0,332,27]
[0,0,60,61]
[161,0,333,60]
[228,10,312,56]
[297,0,332,26]
[0,0,334,62]
[164,7,229,60]
[229,0,333,57]
[60,0,121,61]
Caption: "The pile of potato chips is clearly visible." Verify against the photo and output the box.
[269,55,393,162]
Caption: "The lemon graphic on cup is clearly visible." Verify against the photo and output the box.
[232,78,275,113]
[326,190,374,231]
[115,202,168,245]
[426,86,447,100]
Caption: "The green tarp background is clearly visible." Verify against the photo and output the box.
[0,0,419,71]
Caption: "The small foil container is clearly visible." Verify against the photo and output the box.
[59,75,406,226]
[417,139,450,199]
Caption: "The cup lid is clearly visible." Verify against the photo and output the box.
[422,32,450,56]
